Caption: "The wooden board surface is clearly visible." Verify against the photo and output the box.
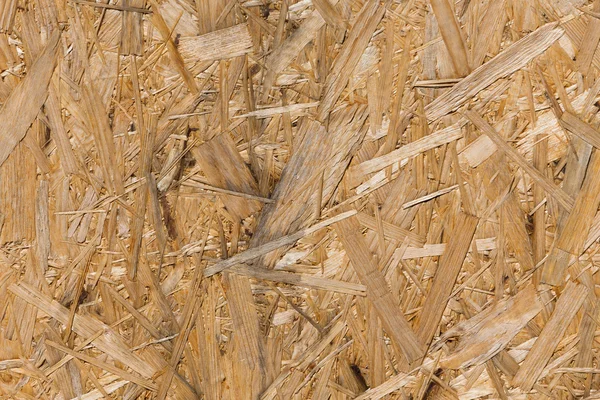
[2,0,600,398]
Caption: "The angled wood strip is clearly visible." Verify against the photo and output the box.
[465,109,574,212]
[402,184,459,209]
[260,2,337,100]
[348,123,463,187]
[316,0,386,121]
[353,372,412,400]
[471,0,507,68]
[178,24,253,65]
[575,300,599,369]
[0,30,59,167]
[425,22,564,122]
[70,0,150,12]
[204,210,357,277]
[576,0,600,75]
[180,180,273,203]
[80,81,125,195]
[429,0,470,76]
[460,89,592,168]
[153,92,204,152]
[121,0,144,55]
[149,0,198,93]
[312,0,346,31]
[542,150,600,285]
[459,133,497,168]
[334,212,425,364]
[584,212,600,251]
[129,115,156,280]
[399,237,496,260]
[559,111,600,149]
[229,265,366,296]
[512,281,587,391]
[439,285,543,369]
[234,102,319,118]
[416,212,479,347]
[71,380,129,400]
[45,83,79,175]
[221,272,267,398]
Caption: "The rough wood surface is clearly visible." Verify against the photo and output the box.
[3,0,600,399]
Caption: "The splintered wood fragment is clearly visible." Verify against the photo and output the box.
[512,282,587,391]
[465,110,574,212]
[425,22,564,122]
[399,237,496,260]
[0,30,59,167]
[81,82,124,195]
[471,0,507,68]
[316,1,386,121]
[178,24,253,65]
[229,265,366,296]
[313,0,346,31]
[559,111,600,149]
[416,212,478,347]
[414,78,462,87]
[45,83,79,175]
[334,212,425,364]
[221,272,267,398]
[193,134,261,221]
[261,1,338,100]
[69,381,128,400]
[261,322,347,400]
[348,124,462,187]
[204,210,357,276]
[149,0,198,94]
[542,150,600,285]
[459,134,497,168]
[121,0,144,55]
[429,0,470,76]
[0,0,17,32]
[353,371,412,400]
[129,115,156,280]
[181,180,273,203]
[151,93,203,152]
[234,102,319,118]
[250,107,368,268]
[577,0,600,75]
[35,181,50,274]
[576,300,598,371]
[439,285,543,369]
[402,184,459,209]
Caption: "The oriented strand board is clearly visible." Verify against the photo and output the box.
[2,0,600,399]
